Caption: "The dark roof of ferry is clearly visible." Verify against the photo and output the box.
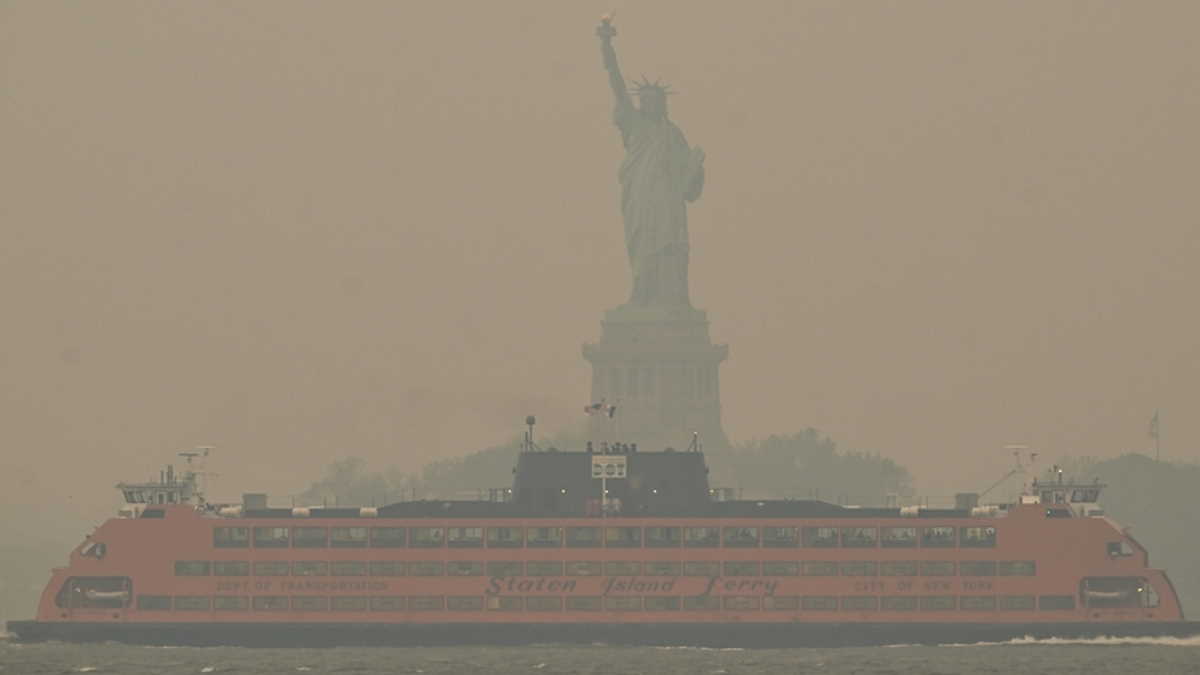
[235,449,971,519]
[239,501,969,519]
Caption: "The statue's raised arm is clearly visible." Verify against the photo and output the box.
[594,15,703,308]
[596,16,634,132]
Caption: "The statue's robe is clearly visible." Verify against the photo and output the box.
[614,101,704,308]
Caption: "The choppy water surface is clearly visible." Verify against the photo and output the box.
[2,636,1200,674]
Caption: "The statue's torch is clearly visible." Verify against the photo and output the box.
[596,13,617,40]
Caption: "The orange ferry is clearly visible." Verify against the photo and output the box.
[8,444,1196,646]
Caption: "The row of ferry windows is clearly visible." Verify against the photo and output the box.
[135,594,1072,612]
[175,560,1036,577]
[213,525,996,549]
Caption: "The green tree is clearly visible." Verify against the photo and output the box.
[298,457,400,507]
[710,430,913,504]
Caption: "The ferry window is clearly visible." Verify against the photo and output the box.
[645,526,682,548]
[136,595,171,610]
[920,595,956,611]
[999,595,1035,610]
[605,561,641,576]
[253,596,288,611]
[447,561,484,576]
[525,561,564,576]
[253,527,289,548]
[1107,541,1134,557]
[369,596,405,611]
[408,561,444,576]
[486,561,523,577]
[880,561,918,577]
[760,527,797,548]
[213,596,248,611]
[920,561,956,577]
[605,597,642,611]
[920,527,956,548]
[410,527,445,548]
[448,527,483,548]
[802,561,838,576]
[840,527,878,548]
[762,561,799,576]
[410,596,445,611]
[370,527,406,548]
[801,596,838,610]
[881,596,917,611]
[839,561,877,577]
[487,527,523,548]
[331,527,368,548]
[605,526,642,548]
[1071,488,1100,503]
[80,541,106,560]
[368,561,405,576]
[723,527,759,548]
[565,561,602,576]
[881,527,917,548]
[724,561,760,576]
[332,597,368,611]
[291,596,327,611]
[960,596,996,610]
[174,595,210,611]
[174,561,210,576]
[684,526,720,548]
[1145,583,1160,608]
[722,596,759,610]
[292,527,328,548]
[683,596,721,610]
[526,596,563,611]
[253,561,290,576]
[764,596,800,610]
[801,527,838,548]
[998,561,1036,576]
[959,561,997,576]
[566,596,602,611]
[960,527,996,548]
[1082,577,1147,609]
[292,561,328,577]
[213,561,250,576]
[645,596,680,611]
[645,561,682,576]
[683,561,720,577]
[1038,595,1075,610]
[841,596,878,611]
[331,561,367,576]
[528,527,563,548]
[213,527,249,548]
[448,596,484,611]
[566,526,602,548]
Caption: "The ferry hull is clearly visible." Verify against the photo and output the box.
[8,619,1200,647]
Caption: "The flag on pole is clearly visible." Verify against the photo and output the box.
[1149,411,1160,440]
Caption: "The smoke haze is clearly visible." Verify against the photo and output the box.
[2,1,1197,543]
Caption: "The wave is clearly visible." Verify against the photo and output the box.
[654,646,745,652]
[941,634,1200,647]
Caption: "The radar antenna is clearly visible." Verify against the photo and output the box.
[978,445,1038,501]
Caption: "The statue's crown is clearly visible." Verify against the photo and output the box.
[629,76,674,96]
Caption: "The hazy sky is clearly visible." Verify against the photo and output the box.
[2,1,1197,520]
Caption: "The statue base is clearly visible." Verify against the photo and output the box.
[582,303,729,452]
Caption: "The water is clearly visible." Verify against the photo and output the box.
[3,636,1200,675]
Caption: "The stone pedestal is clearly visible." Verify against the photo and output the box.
[582,304,728,451]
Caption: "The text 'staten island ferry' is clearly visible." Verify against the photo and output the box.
[8,438,1198,646]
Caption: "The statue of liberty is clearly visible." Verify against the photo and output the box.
[597,16,706,308]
